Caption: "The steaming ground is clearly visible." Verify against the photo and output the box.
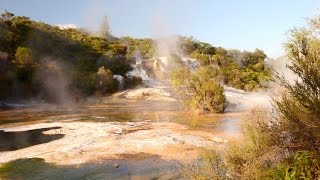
[224,86,272,112]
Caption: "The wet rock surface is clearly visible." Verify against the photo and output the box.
[0,121,227,179]
[0,121,224,163]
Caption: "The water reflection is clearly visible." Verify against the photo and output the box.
[0,98,241,135]
[0,127,64,151]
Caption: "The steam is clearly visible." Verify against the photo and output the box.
[81,0,112,36]
[151,15,183,60]
[225,56,300,112]
[154,35,182,57]
[223,56,297,112]
[224,86,272,112]
[113,75,124,90]
[265,56,297,84]
[36,58,71,104]
[126,51,152,83]
[0,51,8,73]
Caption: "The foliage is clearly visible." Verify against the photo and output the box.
[0,11,140,100]
[274,13,320,152]
[181,107,276,179]
[270,151,320,180]
[170,67,190,88]
[241,49,266,66]
[14,46,35,67]
[171,66,226,113]
[179,36,271,91]
[224,107,278,179]
[0,10,271,102]
[224,14,320,178]
[180,36,216,55]
[1,10,14,21]
[183,13,320,180]
[180,149,228,180]
[190,49,211,65]
[216,48,270,91]
[120,36,155,59]
[96,66,117,94]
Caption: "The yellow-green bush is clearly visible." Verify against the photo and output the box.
[171,66,226,113]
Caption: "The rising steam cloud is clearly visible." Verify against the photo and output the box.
[151,15,182,57]
[36,58,71,104]
[265,56,297,84]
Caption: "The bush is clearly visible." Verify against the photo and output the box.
[96,66,117,94]
[171,66,226,113]
[273,13,320,152]
[15,47,35,67]
[180,149,228,180]
[223,107,277,179]
[270,151,320,179]
[182,13,320,180]
[0,12,138,100]
[190,50,210,65]
[181,107,280,179]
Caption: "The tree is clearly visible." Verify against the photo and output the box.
[99,15,111,40]
[14,47,35,68]
[182,13,320,180]
[241,49,266,66]
[1,10,14,21]
[274,15,320,151]
[96,66,116,94]
[190,50,210,65]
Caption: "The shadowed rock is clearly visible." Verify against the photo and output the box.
[0,154,183,180]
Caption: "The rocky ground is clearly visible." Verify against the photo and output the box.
[0,121,227,164]
[0,79,245,179]
[0,120,230,179]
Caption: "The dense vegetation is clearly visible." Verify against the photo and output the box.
[182,13,320,179]
[171,38,270,113]
[180,37,271,91]
[132,35,272,91]
[0,11,145,102]
[0,10,270,104]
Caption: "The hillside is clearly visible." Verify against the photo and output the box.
[0,11,271,103]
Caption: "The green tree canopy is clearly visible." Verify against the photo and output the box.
[14,47,35,68]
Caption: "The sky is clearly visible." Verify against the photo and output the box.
[1,0,319,58]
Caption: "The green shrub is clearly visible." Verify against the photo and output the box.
[274,13,320,152]
[14,47,35,67]
[171,66,226,113]
[0,11,139,100]
[180,149,228,180]
[182,107,278,179]
[182,13,320,180]
[269,151,320,180]
[95,66,117,94]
